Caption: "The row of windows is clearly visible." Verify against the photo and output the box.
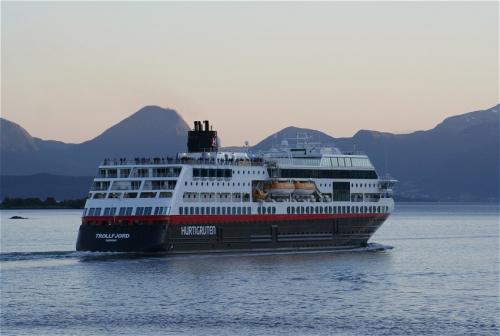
[83,207,127,216]
[143,180,177,190]
[185,181,251,187]
[183,192,251,201]
[109,180,142,191]
[352,183,378,188]
[272,169,378,180]
[193,168,232,178]
[271,157,372,168]
[98,167,182,179]
[92,192,172,199]
[320,157,372,168]
[97,180,177,192]
[192,168,266,178]
[232,169,265,175]
[91,181,111,191]
[286,205,389,214]
[257,207,277,214]
[87,204,389,217]
[135,207,153,216]
[184,180,378,189]
[154,206,170,215]
[85,206,171,216]
[179,206,252,215]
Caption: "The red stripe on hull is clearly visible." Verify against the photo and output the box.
[82,213,387,225]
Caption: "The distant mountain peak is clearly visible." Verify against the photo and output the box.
[133,105,179,116]
[82,105,187,142]
[433,104,499,135]
[252,125,336,151]
[75,105,190,160]
[0,117,38,153]
[352,129,396,139]
[118,105,183,126]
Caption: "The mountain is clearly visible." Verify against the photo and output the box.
[336,106,499,201]
[0,106,190,175]
[0,118,39,153]
[1,104,498,201]
[252,104,499,201]
[253,126,336,151]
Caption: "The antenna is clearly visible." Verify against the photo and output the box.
[383,140,388,176]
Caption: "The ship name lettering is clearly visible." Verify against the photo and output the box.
[180,226,216,236]
[96,233,130,239]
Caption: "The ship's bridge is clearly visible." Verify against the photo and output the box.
[265,155,374,169]
[259,135,374,170]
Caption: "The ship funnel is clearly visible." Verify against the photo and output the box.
[188,120,218,153]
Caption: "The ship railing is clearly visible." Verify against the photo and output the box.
[110,186,141,191]
[151,173,181,178]
[100,157,266,167]
[90,187,110,191]
[341,150,367,156]
[378,177,398,189]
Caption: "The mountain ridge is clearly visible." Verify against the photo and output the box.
[1,103,498,201]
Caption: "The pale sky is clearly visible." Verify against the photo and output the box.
[2,1,498,146]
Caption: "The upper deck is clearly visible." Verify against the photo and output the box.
[98,152,374,170]
[82,120,396,220]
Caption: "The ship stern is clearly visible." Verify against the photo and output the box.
[76,220,169,252]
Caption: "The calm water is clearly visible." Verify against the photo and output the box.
[1,203,498,336]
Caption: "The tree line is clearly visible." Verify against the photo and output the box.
[0,197,85,209]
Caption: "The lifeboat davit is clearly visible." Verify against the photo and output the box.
[264,181,295,196]
[293,181,315,195]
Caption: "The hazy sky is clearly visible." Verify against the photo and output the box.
[2,1,498,146]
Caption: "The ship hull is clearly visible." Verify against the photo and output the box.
[76,214,389,253]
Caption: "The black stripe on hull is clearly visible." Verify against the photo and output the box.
[76,215,388,253]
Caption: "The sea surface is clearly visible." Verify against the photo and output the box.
[0,203,498,336]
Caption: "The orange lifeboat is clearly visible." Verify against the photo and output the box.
[252,188,268,200]
[293,181,315,195]
[263,181,295,196]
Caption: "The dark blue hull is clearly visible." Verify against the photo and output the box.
[76,214,388,253]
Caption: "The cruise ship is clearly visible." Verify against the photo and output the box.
[76,120,396,253]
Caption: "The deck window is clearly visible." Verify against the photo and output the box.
[140,192,157,198]
[119,169,131,178]
[136,168,149,178]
